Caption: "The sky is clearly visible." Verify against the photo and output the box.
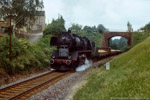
[44,0,150,31]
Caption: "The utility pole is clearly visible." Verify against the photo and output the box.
[2,0,13,61]
[9,16,12,61]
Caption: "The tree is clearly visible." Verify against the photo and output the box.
[0,0,44,28]
[43,16,66,36]
[120,37,128,51]
[140,23,150,32]
[127,21,133,32]
[109,39,118,49]
[109,37,128,51]
[83,25,98,33]
[83,25,92,32]
[91,25,97,32]
[97,24,107,33]
[70,23,82,32]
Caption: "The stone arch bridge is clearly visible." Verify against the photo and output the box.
[101,32,132,48]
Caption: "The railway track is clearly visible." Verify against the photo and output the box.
[0,71,72,100]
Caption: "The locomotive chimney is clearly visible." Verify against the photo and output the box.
[68,30,71,33]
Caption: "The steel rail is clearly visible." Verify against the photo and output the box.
[0,71,72,100]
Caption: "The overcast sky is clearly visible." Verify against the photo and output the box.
[44,0,150,31]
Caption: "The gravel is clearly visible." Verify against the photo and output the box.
[27,71,88,100]
[27,56,116,100]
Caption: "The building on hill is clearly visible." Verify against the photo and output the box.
[0,17,16,33]
[0,18,6,33]
[0,11,46,34]
[28,11,46,33]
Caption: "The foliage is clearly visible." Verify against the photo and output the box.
[82,24,108,33]
[74,36,150,100]
[91,25,97,32]
[68,23,105,47]
[132,32,150,47]
[83,26,92,32]
[0,35,54,75]
[0,0,44,28]
[0,36,33,74]
[127,21,133,32]
[69,23,82,32]
[140,22,150,32]
[32,35,56,67]
[109,37,129,51]
[43,16,66,36]
[83,25,97,33]
[69,24,108,34]
[97,24,108,33]
[73,31,102,47]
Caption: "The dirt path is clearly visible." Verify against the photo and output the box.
[25,32,43,43]
[17,32,43,43]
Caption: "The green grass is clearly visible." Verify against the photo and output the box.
[74,36,150,100]
[132,32,150,47]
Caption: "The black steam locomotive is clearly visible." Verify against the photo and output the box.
[50,30,95,71]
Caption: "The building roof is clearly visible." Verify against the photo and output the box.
[35,11,45,16]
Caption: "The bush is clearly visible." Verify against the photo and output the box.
[34,35,56,66]
[43,16,66,36]
[132,32,150,47]
[0,35,54,75]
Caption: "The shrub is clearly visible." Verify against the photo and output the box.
[0,35,55,75]
[132,32,150,47]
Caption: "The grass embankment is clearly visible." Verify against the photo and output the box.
[0,35,55,75]
[132,32,150,47]
[74,36,150,100]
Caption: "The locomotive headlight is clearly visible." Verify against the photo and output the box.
[50,59,54,64]
[82,54,85,57]
[52,56,55,58]
[66,60,71,65]
[68,56,71,59]
[62,36,66,39]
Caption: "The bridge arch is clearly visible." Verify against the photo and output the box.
[101,32,132,48]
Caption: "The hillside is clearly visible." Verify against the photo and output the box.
[74,36,150,100]
[0,35,55,75]
[132,32,150,47]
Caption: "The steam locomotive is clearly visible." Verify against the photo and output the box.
[50,30,95,71]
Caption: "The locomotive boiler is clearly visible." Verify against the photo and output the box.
[50,30,95,71]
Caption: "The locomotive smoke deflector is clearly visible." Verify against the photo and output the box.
[50,37,57,46]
